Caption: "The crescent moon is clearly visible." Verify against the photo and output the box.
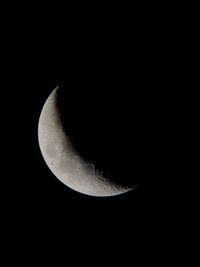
[38,86,133,197]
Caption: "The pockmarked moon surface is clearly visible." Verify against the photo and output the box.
[38,86,134,197]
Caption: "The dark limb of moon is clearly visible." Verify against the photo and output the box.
[38,86,135,196]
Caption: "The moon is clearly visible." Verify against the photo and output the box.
[38,86,134,197]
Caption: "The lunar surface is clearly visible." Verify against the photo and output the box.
[38,86,134,196]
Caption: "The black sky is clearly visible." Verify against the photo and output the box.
[1,11,180,260]
[12,40,168,234]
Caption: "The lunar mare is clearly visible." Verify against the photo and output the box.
[38,86,133,196]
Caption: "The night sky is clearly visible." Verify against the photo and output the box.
[10,45,167,236]
[2,13,178,261]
